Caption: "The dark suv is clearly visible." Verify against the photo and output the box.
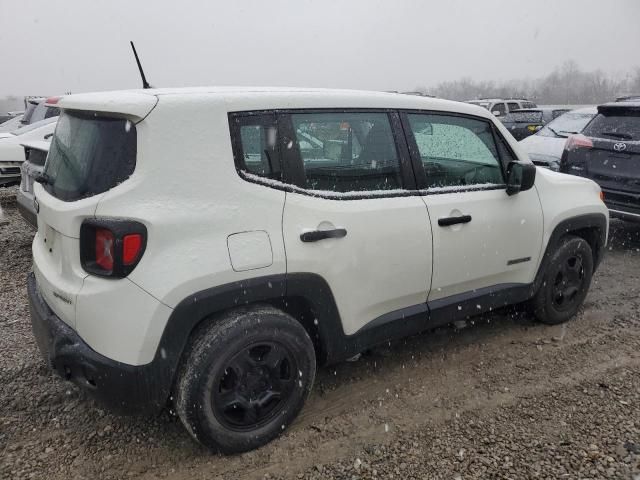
[560,102,640,222]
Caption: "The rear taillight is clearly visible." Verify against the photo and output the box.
[80,219,147,278]
[565,134,593,151]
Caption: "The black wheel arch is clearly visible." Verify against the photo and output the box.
[531,213,607,294]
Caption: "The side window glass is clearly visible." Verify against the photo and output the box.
[233,116,281,179]
[407,113,505,189]
[507,102,520,112]
[492,103,506,116]
[290,112,402,193]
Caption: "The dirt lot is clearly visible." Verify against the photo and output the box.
[1,187,640,480]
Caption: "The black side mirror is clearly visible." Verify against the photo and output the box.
[506,161,536,196]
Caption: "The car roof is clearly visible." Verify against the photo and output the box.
[58,87,495,120]
[569,106,598,114]
[597,101,640,113]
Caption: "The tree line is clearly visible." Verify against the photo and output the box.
[418,61,640,105]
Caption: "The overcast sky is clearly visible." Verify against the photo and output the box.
[1,0,639,97]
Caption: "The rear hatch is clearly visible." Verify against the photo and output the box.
[20,140,50,196]
[504,110,544,140]
[561,104,640,212]
[32,91,156,328]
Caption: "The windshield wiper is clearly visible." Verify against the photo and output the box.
[601,131,633,140]
[547,127,575,138]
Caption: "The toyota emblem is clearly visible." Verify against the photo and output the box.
[613,142,627,152]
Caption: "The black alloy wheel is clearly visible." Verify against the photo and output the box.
[532,235,594,325]
[212,342,297,431]
[175,306,316,453]
[550,253,586,312]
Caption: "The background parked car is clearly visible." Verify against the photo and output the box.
[0,118,57,187]
[0,96,60,139]
[0,114,25,134]
[0,111,22,124]
[519,107,597,170]
[17,139,50,227]
[560,101,640,222]
[502,107,571,141]
[465,98,537,118]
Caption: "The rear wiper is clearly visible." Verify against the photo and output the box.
[601,131,633,140]
[34,172,53,185]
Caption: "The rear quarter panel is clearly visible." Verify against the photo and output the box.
[94,95,288,309]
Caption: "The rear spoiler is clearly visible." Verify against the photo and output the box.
[598,102,640,114]
[57,91,158,122]
[20,140,51,153]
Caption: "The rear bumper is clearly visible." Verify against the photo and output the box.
[16,189,36,228]
[602,188,640,222]
[27,272,172,414]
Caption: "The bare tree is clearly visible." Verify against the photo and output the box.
[429,61,638,104]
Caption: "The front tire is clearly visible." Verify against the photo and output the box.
[532,236,594,325]
[175,305,316,453]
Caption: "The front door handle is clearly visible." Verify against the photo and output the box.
[300,228,347,242]
[438,215,472,227]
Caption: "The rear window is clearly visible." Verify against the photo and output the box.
[42,111,136,201]
[583,110,640,141]
[509,111,543,123]
[538,111,595,137]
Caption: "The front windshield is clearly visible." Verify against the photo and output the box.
[537,111,595,137]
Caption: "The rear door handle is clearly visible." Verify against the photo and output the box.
[438,215,472,227]
[300,228,347,242]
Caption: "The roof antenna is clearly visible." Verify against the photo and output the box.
[130,41,152,89]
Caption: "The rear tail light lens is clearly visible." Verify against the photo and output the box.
[95,228,114,271]
[80,219,147,278]
[565,134,593,151]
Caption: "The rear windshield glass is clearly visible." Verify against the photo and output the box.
[509,111,543,123]
[583,110,640,141]
[538,111,595,137]
[43,111,136,201]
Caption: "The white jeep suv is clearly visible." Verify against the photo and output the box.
[28,87,608,453]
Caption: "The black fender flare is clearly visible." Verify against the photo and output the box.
[531,212,608,294]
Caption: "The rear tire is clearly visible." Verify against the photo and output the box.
[175,305,316,453]
[532,236,593,325]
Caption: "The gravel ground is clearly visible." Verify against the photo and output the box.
[1,185,640,479]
